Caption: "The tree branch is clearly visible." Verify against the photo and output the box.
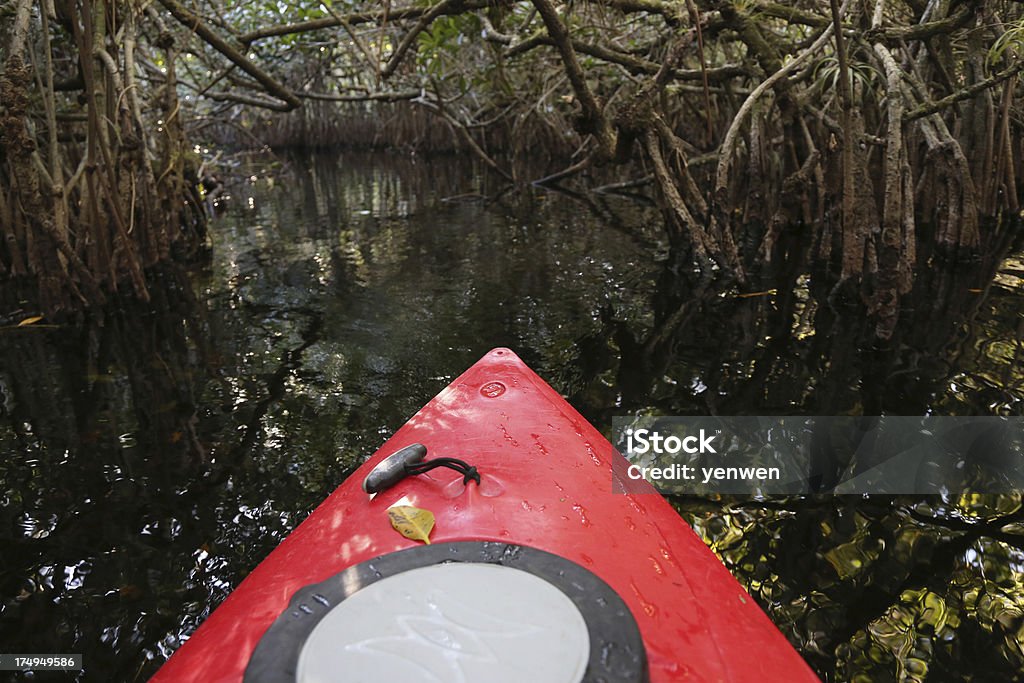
[714,16,837,200]
[529,0,617,158]
[381,0,460,79]
[903,60,1024,121]
[299,89,423,102]
[237,1,492,44]
[157,0,302,111]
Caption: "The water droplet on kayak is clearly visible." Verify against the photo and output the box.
[312,593,330,607]
[480,381,506,398]
[521,500,533,512]
[298,604,313,614]
[498,424,519,446]
[624,516,636,531]
[571,503,590,527]
[630,582,659,618]
[628,498,648,515]
[649,556,665,576]
[580,553,594,565]
[501,545,522,562]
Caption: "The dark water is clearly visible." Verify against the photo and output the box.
[1,152,1023,681]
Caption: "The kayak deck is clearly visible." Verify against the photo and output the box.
[154,348,818,682]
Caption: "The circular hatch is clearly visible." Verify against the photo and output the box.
[244,542,648,683]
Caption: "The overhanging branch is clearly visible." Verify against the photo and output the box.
[157,0,302,111]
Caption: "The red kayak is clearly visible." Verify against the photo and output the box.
[153,348,819,682]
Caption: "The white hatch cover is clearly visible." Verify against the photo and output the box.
[295,562,590,683]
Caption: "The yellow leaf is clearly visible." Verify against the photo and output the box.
[387,505,435,545]
[17,316,43,326]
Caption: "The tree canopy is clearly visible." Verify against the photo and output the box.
[1,0,1022,321]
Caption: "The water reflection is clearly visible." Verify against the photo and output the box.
[0,151,1021,681]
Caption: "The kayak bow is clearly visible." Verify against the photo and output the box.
[153,348,818,682]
